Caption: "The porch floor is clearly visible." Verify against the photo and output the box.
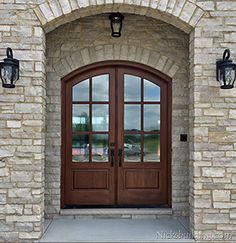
[40,217,195,242]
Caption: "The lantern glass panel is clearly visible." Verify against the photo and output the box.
[1,64,19,88]
[112,21,121,36]
[225,66,235,85]
[1,65,13,84]
[218,68,224,86]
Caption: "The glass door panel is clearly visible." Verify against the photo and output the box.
[144,79,160,101]
[92,134,109,162]
[92,104,109,132]
[72,134,89,162]
[73,79,89,101]
[124,74,141,101]
[124,134,141,162]
[72,104,90,132]
[144,134,160,162]
[144,105,160,132]
[124,105,141,132]
[72,74,110,163]
[123,77,161,163]
[92,74,109,101]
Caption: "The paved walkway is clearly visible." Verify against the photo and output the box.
[40,218,195,242]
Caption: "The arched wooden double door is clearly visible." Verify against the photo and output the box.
[62,61,171,207]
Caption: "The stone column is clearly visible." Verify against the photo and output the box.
[0,4,46,242]
[190,1,236,241]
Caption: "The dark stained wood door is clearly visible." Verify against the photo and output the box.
[62,62,171,207]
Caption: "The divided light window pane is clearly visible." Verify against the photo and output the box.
[92,134,109,162]
[124,105,141,131]
[144,105,160,132]
[144,134,160,162]
[124,74,141,101]
[73,79,89,101]
[144,79,160,101]
[72,134,89,162]
[92,74,109,101]
[72,104,90,132]
[124,134,141,162]
[92,104,109,132]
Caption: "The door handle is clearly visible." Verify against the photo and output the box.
[110,148,114,166]
[118,148,122,167]
[109,142,115,167]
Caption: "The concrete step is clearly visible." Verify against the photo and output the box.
[40,218,195,243]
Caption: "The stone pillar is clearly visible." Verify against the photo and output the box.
[190,1,236,241]
[0,4,46,242]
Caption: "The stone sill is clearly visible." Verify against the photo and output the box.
[60,208,173,217]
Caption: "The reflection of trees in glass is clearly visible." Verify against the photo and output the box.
[92,135,108,161]
[124,134,140,144]
[93,135,107,147]
[73,111,90,132]
[72,135,89,148]
[144,134,160,160]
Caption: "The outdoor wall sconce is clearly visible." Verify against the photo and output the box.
[0,47,19,88]
[216,49,236,89]
[109,12,124,38]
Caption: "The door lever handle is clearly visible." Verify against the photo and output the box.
[110,148,114,167]
[109,142,115,167]
[118,149,122,167]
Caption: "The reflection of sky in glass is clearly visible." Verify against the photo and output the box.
[124,74,141,101]
[92,104,109,131]
[73,79,89,101]
[144,105,160,131]
[144,79,160,101]
[72,104,89,124]
[124,105,141,131]
[92,74,109,101]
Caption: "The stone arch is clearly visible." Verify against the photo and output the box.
[33,1,206,33]
[45,12,190,217]
[52,44,180,79]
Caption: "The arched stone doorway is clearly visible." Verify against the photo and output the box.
[45,13,190,217]
[2,0,236,242]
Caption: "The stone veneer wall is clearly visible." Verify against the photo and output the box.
[45,14,189,217]
[0,0,236,242]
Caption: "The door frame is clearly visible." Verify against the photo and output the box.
[61,60,172,208]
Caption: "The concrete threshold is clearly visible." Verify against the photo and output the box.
[60,208,173,218]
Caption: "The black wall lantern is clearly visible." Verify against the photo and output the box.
[0,48,19,88]
[216,49,236,89]
[109,12,124,38]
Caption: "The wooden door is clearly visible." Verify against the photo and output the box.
[62,62,171,207]
[116,67,170,206]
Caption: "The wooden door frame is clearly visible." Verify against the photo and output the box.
[61,60,172,208]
